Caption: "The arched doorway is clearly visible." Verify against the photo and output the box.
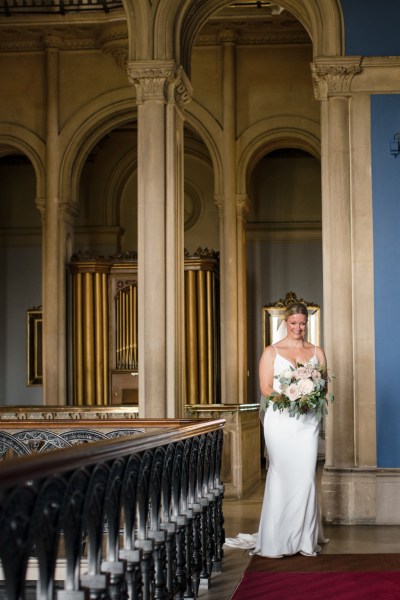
[246,147,322,404]
[0,149,42,405]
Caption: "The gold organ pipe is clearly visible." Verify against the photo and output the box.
[128,286,133,368]
[197,270,208,404]
[126,285,132,369]
[120,289,125,368]
[125,288,130,368]
[94,273,104,405]
[118,290,122,369]
[124,289,127,368]
[133,284,138,369]
[123,287,127,368]
[74,273,84,406]
[115,292,120,369]
[102,274,109,404]
[206,271,215,404]
[121,289,125,368]
[83,272,95,405]
[118,291,123,369]
[122,288,126,368]
[185,270,198,404]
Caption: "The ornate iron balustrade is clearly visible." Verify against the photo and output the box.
[1,0,123,16]
[0,418,225,600]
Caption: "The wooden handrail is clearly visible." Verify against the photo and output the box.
[0,418,225,487]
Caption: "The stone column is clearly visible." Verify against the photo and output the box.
[311,58,379,523]
[219,30,240,405]
[127,61,192,418]
[40,36,75,406]
[311,58,362,468]
[236,194,250,404]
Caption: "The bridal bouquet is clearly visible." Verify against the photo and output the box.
[261,362,334,421]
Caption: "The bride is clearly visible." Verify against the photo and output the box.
[253,301,329,558]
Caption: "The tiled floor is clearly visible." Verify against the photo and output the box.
[198,469,400,600]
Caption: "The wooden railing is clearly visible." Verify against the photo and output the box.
[0,418,225,600]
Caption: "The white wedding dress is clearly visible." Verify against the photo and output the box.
[252,347,322,558]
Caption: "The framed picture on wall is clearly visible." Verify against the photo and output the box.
[262,291,320,348]
[27,306,43,386]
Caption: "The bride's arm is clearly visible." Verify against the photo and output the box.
[259,345,275,397]
[316,346,328,378]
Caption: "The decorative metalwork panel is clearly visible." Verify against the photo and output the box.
[0,428,145,459]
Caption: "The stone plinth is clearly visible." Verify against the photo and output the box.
[186,404,261,498]
[322,466,400,525]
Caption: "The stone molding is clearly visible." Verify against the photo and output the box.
[198,31,310,47]
[311,56,363,101]
[246,221,322,242]
[127,60,193,107]
[0,20,127,53]
[321,466,400,525]
[99,26,128,69]
[0,406,139,420]
[236,193,250,221]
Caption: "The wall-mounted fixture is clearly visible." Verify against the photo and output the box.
[390,132,400,158]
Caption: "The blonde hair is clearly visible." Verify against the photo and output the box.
[284,302,308,321]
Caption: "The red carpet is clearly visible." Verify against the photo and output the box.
[231,554,400,600]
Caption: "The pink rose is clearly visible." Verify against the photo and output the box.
[294,366,313,380]
[312,369,322,381]
[285,383,301,401]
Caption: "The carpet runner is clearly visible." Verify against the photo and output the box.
[231,554,400,600]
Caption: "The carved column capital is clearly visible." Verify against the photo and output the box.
[59,199,79,223]
[42,34,63,50]
[311,57,362,101]
[214,193,224,217]
[218,28,239,45]
[236,194,250,222]
[99,26,128,70]
[127,60,192,107]
[36,197,78,225]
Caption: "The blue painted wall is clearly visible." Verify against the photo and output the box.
[371,95,400,467]
[341,0,400,56]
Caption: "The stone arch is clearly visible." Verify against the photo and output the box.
[59,88,137,211]
[174,0,344,76]
[0,124,45,200]
[121,0,150,60]
[104,149,138,226]
[236,116,321,199]
[185,100,224,196]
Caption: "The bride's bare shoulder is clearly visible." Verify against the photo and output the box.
[260,344,276,360]
[303,340,314,350]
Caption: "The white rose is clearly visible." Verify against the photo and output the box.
[285,383,301,401]
[298,378,314,395]
[283,368,293,379]
[294,366,313,380]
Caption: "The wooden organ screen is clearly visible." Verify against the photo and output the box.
[68,253,219,407]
